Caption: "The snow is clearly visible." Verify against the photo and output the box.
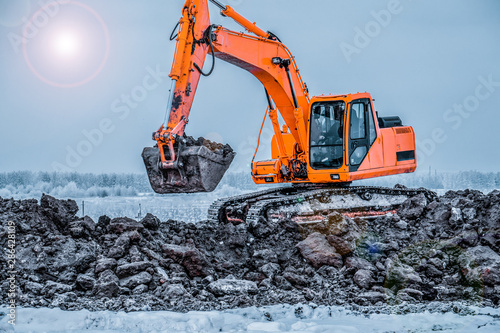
[1,303,499,333]
[72,185,253,223]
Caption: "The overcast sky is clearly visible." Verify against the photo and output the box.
[0,0,499,174]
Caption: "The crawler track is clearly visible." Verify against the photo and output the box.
[208,185,437,224]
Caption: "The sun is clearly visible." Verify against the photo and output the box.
[52,31,80,58]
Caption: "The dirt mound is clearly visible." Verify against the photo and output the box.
[0,189,499,312]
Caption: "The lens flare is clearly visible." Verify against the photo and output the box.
[53,31,80,58]
[22,1,110,88]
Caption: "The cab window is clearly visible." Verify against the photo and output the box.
[309,101,345,169]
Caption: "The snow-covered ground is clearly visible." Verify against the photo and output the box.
[72,185,255,223]
[1,303,499,333]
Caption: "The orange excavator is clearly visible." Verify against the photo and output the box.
[143,0,434,224]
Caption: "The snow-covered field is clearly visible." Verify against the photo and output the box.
[72,185,255,223]
[1,303,499,333]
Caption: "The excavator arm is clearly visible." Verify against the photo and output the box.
[153,0,212,167]
[144,0,310,193]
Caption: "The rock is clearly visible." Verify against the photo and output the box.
[42,281,72,297]
[425,264,444,278]
[450,207,462,223]
[93,269,119,298]
[207,279,259,296]
[283,272,308,286]
[395,221,408,229]
[258,263,281,279]
[398,288,423,301]
[40,194,79,228]
[116,261,153,278]
[132,284,149,295]
[201,275,214,286]
[95,258,117,275]
[327,235,355,255]
[398,194,427,220]
[429,204,451,224]
[316,266,338,278]
[162,243,211,278]
[163,284,188,299]
[69,216,95,238]
[76,274,95,290]
[463,207,477,220]
[25,281,44,295]
[74,246,96,273]
[386,263,422,289]
[397,292,417,302]
[296,232,343,268]
[141,213,160,231]
[376,262,386,271]
[483,265,500,286]
[120,272,152,289]
[253,249,278,267]
[108,217,144,234]
[358,291,386,303]
[108,246,126,259]
[274,276,293,290]
[467,246,500,267]
[345,257,376,272]
[353,269,375,289]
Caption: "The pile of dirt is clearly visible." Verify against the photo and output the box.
[184,136,234,156]
[0,189,499,312]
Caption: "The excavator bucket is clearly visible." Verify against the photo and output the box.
[142,137,235,194]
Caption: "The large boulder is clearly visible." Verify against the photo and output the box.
[40,194,79,229]
[162,243,212,277]
[296,232,342,268]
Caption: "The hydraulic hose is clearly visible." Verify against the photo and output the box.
[193,26,216,77]
[170,21,180,41]
[209,0,226,11]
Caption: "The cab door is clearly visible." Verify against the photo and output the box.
[348,99,371,172]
